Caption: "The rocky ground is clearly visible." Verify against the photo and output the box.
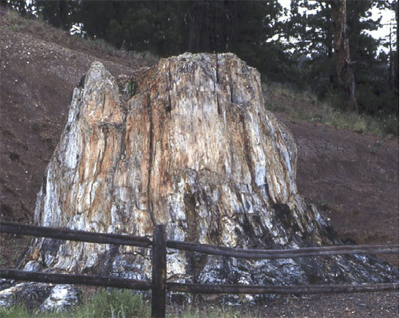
[0,9,398,317]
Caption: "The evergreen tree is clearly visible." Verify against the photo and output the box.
[78,0,287,74]
[287,0,336,94]
[180,0,289,79]
[104,1,186,56]
[34,0,79,30]
[288,0,394,115]
[7,0,396,116]
[77,1,122,39]
[229,0,286,73]
[374,0,399,116]
[0,0,31,16]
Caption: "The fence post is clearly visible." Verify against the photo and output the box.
[151,224,167,318]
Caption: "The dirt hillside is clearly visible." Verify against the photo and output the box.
[0,9,398,317]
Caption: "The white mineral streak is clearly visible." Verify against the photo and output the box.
[41,285,80,312]
[3,53,396,310]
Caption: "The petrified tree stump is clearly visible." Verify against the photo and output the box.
[0,53,397,310]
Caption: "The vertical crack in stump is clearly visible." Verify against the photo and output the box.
[146,92,155,225]
[215,53,222,116]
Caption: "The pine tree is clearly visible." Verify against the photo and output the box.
[34,0,79,30]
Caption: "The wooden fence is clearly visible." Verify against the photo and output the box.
[0,221,398,317]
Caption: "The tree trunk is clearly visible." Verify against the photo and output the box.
[331,0,358,112]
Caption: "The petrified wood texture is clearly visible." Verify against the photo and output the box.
[1,53,397,310]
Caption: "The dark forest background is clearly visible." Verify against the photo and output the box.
[1,0,398,118]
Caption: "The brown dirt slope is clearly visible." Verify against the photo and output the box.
[0,9,398,317]
[277,115,399,268]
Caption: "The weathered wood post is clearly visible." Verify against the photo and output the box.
[151,224,167,318]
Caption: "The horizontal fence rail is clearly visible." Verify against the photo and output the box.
[1,222,397,259]
[167,240,399,259]
[168,282,399,294]
[0,221,152,248]
[1,221,399,318]
[0,269,152,291]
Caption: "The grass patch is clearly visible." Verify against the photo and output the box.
[0,305,30,318]
[0,288,263,318]
[263,82,398,137]
[70,289,149,318]
[0,289,150,318]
